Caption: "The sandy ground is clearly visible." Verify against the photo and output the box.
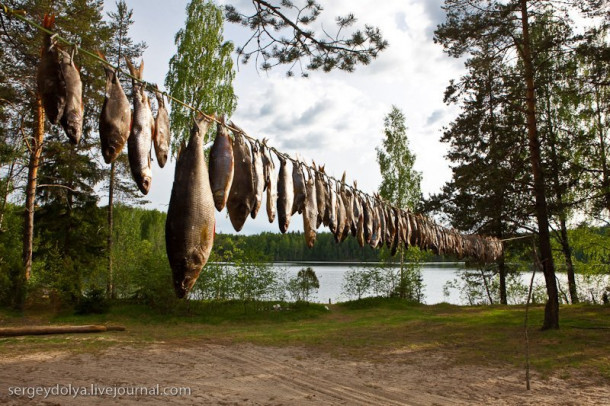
[0,342,608,405]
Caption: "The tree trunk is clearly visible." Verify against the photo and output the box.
[498,255,507,304]
[559,219,578,304]
[481,268,494,304]
[519,0,559,330]
[399,247,405,299]
[22,95,45,281]
[107,161,115,299]
[594,86,610,212]
[545,86,579,305]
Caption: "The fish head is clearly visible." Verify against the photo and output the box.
[62,110,82,144]
[102,144,117,164]
[157,146,169,168]
[174,274,197,299]
[135,168,152,194]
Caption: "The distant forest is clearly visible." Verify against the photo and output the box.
[214,231,439,263]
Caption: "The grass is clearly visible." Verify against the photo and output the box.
[1,298,609,381]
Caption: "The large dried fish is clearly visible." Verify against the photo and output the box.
[58,50,83,144]
[126,59,154,194]
[153,89,171,168]
[98,53,130,164]
[37,15,64,126]
[165,114,215,299]
[208,117,234,211]
[303,169,318,248]
[277,155,294,233]
[262,142,277,223]
[291,160,307,215]
[250,140,265,219]
[226,132,256,231]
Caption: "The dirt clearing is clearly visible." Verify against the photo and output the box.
[0,342,608,405]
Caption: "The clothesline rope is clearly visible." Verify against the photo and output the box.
[1,4,502,250]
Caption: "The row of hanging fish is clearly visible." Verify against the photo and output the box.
[35,15,502,299]
[98,56,171,195]
[208,124,504,264]
[37,14,83,145]
[37,15,170,195]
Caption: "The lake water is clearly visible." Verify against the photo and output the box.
[279,262,465,304]
[277,262,610,305]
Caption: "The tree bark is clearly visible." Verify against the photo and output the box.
[519,0,559,330]
[22,95,45,281]
[107,162,115,299]
[0,325,125,337]
[559,220,578,303]
[545,86,579,305]
[594,86,610,212]
[498,255,507,304]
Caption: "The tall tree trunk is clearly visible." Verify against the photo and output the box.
[399,247,405,299]
[594,86,610,212]
[22,95,45,281]
[498,255,507,304]
[107,162,115,299]
[559,218,578,303]
[519,0,559,330]
[545,87,579,305]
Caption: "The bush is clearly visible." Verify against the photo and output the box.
[75,287,110,315]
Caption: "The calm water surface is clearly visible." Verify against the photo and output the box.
[278,262,465,304]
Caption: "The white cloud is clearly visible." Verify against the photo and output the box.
[119,0,466,235]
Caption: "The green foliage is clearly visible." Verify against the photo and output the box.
[165,0,236,152]
[213,231,438,262]
[75,287,110,315]
[224,0,388,76]
[376,105,422,211]
[287,267,319,302]
[0,204,23,306]
[342,267,372,300]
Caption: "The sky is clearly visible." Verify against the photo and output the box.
[101,0,465,235]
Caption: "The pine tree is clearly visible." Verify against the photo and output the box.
[224,0,388,76]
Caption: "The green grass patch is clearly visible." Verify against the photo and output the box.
[1,299,609,380]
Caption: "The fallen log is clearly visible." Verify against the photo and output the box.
[0,325,126,337]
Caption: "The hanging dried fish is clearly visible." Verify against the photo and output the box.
[208,116,234,211]
[126,58,154,195]
[314,163,327,228]
[57,48,83,144]
[250,139,265,219]
[165,114,215,299]
[303,169,318,248]
[334,182,346,243]
[327,181,338,235]
[98,52,130,164]
[153,88,171,168]
[291,160,307,215]
[262,141,277,223]
[226,132,256,231]
[37,15,65,126]
[277,155,294,233]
